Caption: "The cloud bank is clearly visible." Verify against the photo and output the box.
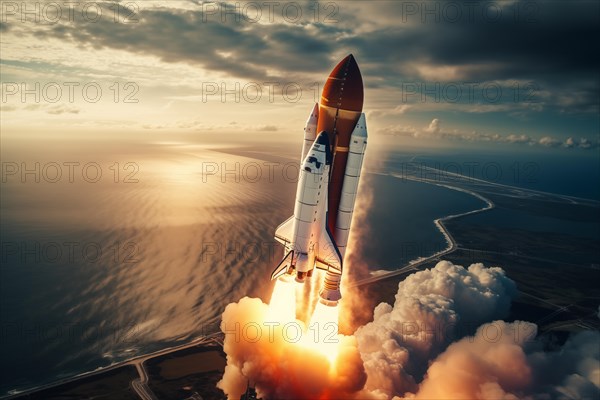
[3,0,598,114]
[381,118,599,149]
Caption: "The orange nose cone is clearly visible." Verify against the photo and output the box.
[320,54,364,112]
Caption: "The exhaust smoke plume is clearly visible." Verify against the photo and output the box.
[217,295,367,399]
[218,261,599,399]
[411,321,600,399]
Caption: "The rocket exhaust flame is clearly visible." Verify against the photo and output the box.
[267,275,296,324]
[295,277,309,321]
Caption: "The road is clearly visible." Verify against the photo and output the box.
[128,333,223,400]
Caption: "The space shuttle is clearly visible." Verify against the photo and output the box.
[271,54,368,307]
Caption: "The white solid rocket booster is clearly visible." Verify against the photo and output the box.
[318,114,368,306]
[301,103,319,161]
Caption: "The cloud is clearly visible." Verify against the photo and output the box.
[28,3,341,83]
[256,125,278,132]
[2,1,594,114]
[2,2,597,142]
[538,136,561,147]
[563,137,598,149]
[0,103,80,115]
[424,118,440,135]
[577,138,594,149]
[338,1,599,113]
[1,105,18,112]
[381,118,598,150]
[505,134,533,144]
[46,105,80,115]
[368,105,412,118]
[538,135,599,150]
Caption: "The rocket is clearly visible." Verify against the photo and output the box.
[271,54,368,307]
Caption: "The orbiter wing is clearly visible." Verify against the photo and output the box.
[274,216,294,246]
[271,249,294,280]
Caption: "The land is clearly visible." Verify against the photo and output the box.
[5,336,226,400]
[5,365,140,400]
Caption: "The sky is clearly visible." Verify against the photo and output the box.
[1,0,599,151]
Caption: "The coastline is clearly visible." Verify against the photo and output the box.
[353,172,495,287]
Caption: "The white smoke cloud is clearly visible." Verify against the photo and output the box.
[355,261,518,398]
[412,321,600,399]
[411,320,536,399]
[218,261,599,399]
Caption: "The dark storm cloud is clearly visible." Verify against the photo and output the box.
[340,1,599,77]
[338,0,599,112]
[366,2,596,65]
[424,3,598,79]
[27,1,599,112]
[37,3,340,81]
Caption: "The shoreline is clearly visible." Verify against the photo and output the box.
[352,172,495,287]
